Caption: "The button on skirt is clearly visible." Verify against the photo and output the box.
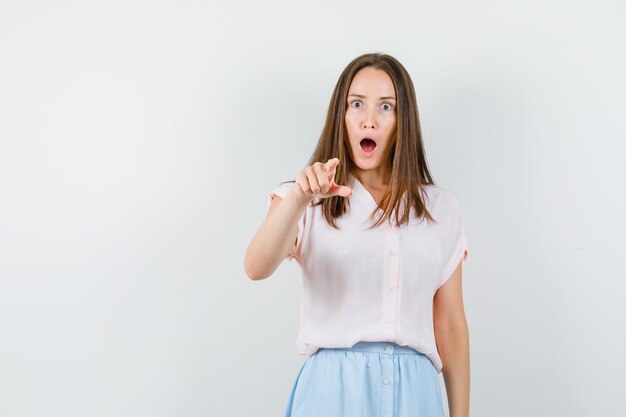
[283,341,446,417]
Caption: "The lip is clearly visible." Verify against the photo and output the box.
[359,137,377,157]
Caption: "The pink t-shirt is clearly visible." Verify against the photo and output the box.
[267,174,469,373]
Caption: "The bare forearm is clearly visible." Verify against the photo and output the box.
[244,184,311,280]
[438,323,470,417]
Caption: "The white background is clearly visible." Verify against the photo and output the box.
[1,1,625,416]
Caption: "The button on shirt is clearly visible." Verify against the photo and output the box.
[267,175,469,374]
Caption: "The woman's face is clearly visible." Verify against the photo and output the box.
[344,66,397,176]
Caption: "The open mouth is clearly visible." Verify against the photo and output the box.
[360,138,377,155]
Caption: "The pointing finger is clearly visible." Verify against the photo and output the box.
[325,157,339,174]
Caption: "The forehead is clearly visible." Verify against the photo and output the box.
[348,67,395,97]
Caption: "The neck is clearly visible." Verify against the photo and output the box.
[353,168,391,190]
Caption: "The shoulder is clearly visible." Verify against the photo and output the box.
[418,184,464,226]
[268,181,320,210]
[421,184,459,207]
[269,181,296,200]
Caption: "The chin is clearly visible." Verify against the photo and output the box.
[354,159,381,170]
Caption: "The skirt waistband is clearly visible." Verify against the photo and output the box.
[318,341,422,355]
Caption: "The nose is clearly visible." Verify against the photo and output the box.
[362,111,376,129]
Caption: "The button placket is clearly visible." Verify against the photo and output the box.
[380,351,394,417]
[381,224,401,339]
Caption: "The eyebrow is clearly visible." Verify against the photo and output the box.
[348,94,396,100]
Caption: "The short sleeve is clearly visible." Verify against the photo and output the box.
[267,182,306,263]
[437,192,469,288]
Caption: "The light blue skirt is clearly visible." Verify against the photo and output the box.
[283,341,446,417]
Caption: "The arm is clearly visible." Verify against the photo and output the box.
[433,258,470,417]
[243,183,311,281]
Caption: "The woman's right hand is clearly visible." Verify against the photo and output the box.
[245,158,352,279]
[293,158,353,200]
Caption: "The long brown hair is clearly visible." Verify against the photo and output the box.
[283,52,437,230]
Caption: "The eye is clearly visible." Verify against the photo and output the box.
[350,100,362,108]
[381,103,393,111]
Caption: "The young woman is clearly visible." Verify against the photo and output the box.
[244,52,470,417]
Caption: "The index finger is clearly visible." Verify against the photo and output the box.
[325,158,339,184]
[325,157,339,171]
